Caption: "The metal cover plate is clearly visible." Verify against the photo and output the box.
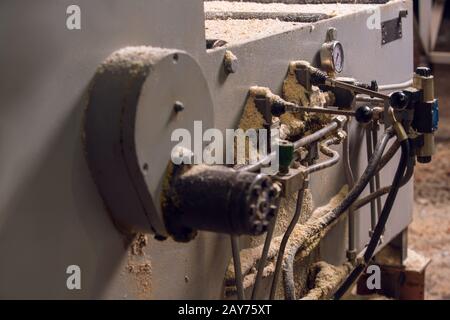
[381,17,403,45]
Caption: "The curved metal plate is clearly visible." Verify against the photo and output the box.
[84,47,214,237]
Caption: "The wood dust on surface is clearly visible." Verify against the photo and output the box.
[205,1,377,16]
[204,1,380,43]
[126,234,153,300]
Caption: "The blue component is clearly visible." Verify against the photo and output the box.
[432,99,439,132]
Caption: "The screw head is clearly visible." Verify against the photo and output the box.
[174,101,185,113]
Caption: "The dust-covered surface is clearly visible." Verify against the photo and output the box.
[126,234,153,299]
[205,1,381,16]
[301,261,353,300]
[410,65,450,300]
[205,19,306,44]
[97,46,175,76]
[225,74,344,298]
[224,185,348,297]
[204,1,384,43]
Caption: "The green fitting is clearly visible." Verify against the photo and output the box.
[278,141,295,175]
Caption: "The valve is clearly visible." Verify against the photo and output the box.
[411,67,439,163]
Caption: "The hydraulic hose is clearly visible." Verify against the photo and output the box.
[352,154,415,211]
[282,128,394,300]
[270,179,309,300]
[333,137,410,300]
[378,140,401,173]
[316,128,394,228]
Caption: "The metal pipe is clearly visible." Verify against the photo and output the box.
[239,119,343,173]
[294,121,341,150]
[378,79,413,92]
[269,180,309,300]
[328,79,390,100]
[372,127,383,217]
[284,103,357,117]
[251,198,281,300]
[366,125,377,231]
[343,123,356,259]
[231,236,245,300]
[303,139,341,175]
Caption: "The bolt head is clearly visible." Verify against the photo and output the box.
[174,101,185,113]
[223,50,238,74]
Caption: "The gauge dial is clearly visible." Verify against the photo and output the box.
[332,42,344,73]
[320,40,345,74]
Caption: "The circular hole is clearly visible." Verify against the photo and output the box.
[173,53,179,63]
[142,163,149,174]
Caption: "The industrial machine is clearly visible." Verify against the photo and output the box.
[0,0,438,299]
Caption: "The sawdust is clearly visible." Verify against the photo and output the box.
[131,234,149,256]
[225,185,348,294]
[301,261,353,300]
[126,262,153,300]
[205,1,380,16]
[204,2,387,43]
[205,19,304,44]
[97,46,175,77]
[126,233,153,299]
[238,89,266,131]
[282,63,335,136]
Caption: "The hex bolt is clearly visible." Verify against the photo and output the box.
[174,101,185,113]
[223,50,238,74]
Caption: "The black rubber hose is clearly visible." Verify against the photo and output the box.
[333,138,410,300]
[318,128,394,228]
[364,139,410,261]
[282,128,394,300]
[352,154,415,211]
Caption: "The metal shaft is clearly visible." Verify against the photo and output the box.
[285,103,357,117]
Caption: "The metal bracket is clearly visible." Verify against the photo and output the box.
[273,167,306,198]
[381,10,408,45]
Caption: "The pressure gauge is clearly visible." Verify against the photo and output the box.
[320,41,345,74]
